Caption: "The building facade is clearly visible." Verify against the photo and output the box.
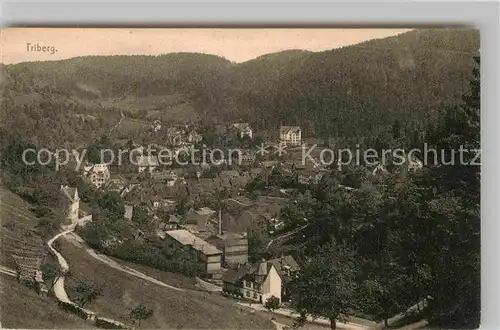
[61,185,79,225]
[84,164,111,188]
[279,126,302,146]
[164,229,222,275]
[207,232,249,266]
[232,123,253,139]
[222,261,282,304]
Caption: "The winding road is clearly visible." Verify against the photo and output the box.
[47,229,74,303]
[49,230,376,330]
[0,265,16,277]
[238,302,370,330]
[266,224,309,250]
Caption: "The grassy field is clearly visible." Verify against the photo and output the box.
[111,117,150,140]
[59,239,275,329]
[100,94,198,122]
[103,256,333,330]
[108,256,198,290]
[0,274,95,329]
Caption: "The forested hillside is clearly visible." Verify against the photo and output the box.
[0,28,479,148]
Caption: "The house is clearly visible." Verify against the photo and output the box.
[164,229,222,275]
[136,155,159,173]
[222,260,282,304]
[188,130,203,144]
[268,255,300,301]
[60,185,92,229]
[207,232,249,266]
[279,126,302,147]
[267,255,300,278]
[180,208,217,234]
[124,205,133,221]
[165,214,181,230]
[150,196,163,209]
[372,164,390,181]
[232,123,253,139]
[61,185,79,225]
[83,164,111,188]
[152,120,162,132]
[239,150,256,165]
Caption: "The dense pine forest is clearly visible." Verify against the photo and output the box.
[1,28,479,149]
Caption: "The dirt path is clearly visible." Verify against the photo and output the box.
[0,265,16,277]
[47,229,75,303]
[266,224,309,250]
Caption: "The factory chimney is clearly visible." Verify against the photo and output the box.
[218,207,222,235]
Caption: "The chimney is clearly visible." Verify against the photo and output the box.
[218,207,222,236]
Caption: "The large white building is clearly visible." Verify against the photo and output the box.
[60,185,92,229]
[83,164,111,188]
[279,126,302,146]
[222,260,282,304]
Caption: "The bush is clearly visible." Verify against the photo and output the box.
[264,296,281,312]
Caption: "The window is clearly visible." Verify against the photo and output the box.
[253,292,258,299]
[254,284,261,291]
[246,291,251,297]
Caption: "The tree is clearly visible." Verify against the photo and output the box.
[41,262,58,281]
[289,242,357,329]
[281,191,316,230]
[421,56,480,328]
[72,281,102,308]
[97,191,125,221]
[130,304,154,327]
[264,296,281,312]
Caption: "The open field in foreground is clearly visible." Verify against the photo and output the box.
[59,238,275,329]
[0,274,95,329]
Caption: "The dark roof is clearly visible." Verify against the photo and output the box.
[183,210,214,232]
[222,265,249,284]
[268,255,300,277]
[222,261,276,284]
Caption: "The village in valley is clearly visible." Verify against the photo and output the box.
[65,122,317,300]
[56,116,424,313]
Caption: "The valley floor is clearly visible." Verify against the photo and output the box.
[57,236,276,329]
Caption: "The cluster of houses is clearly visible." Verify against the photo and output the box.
[158,224,298,305]
[61,121,427,308]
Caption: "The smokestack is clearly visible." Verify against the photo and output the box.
[218,207,222,235]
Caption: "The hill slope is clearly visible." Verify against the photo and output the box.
[0,274,95,329]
